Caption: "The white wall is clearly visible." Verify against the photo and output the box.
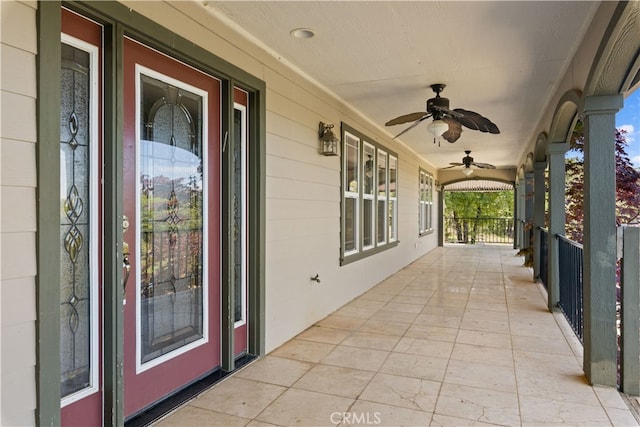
[0,1,38,425]
[123,0,440,352]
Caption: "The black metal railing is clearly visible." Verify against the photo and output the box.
[557,234,584,342]
[444,217,514,244]
[538,227,548,288]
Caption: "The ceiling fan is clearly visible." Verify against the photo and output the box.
[385,84,500,144]
[442,150,496,176]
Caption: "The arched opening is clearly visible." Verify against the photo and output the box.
[442,179,515,245]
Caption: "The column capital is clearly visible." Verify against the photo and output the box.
[584,94,623,115]
[534,161,547,171]
[546,142,569,156]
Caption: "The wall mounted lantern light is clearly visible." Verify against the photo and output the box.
[319,122,339,156]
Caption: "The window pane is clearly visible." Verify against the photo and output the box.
[344,196,357,252]
[233,107,245,324]
[377,151,387,244]
[389,199,397,241]
[389,156,397,198]
[377,151,387,198]
[363,143,375,195]
[377,199,386,243]
[345,133,359,193]
[60,42,94,398]
[389,156,397,241]
[139,74,205,363]
[363,198,374,248]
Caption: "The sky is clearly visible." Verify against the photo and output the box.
[617,88,640,167]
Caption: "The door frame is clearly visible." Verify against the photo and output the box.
[36,2,266,425]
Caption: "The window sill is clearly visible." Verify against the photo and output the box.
[340,240,400,266]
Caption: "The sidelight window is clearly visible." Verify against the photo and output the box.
[59,35,100,405]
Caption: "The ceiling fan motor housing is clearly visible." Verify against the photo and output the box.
[463,151,473,166]
[426,96,449,118]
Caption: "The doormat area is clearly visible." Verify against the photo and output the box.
[125,354,256,427]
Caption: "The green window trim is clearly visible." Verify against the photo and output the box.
[340,123,399,266]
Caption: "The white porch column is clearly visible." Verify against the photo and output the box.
[583,94,623,386]
[546,142,569,312]
[533,161,546,279]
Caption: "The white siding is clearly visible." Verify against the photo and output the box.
[123,0,440,353]
[0,1,38,425]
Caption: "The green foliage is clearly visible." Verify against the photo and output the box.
[564,123,640,243]
[444,190,514,218]
[444,190,514,243]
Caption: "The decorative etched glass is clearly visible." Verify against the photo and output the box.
[60,43,92,398]
[139,74,204,363]
[233,108,244,324]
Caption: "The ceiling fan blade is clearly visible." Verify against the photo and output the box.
[453,109,500,134]
[441,163,464,169]
[472,162,496,169]
[432,104,464,118]
[385,112,430,126]
[441,117,463,143]
[391,115,431,139]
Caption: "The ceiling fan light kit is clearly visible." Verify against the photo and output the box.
[427,119,449,137]
[462,167,474,177]
[385,83,500,144]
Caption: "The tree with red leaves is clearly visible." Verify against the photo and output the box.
[565,122,640,243]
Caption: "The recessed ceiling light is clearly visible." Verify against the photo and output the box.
[290,28,315,39]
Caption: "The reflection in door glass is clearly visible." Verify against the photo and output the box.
[139,74,205,363]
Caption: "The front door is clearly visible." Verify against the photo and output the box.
[122,38,222,417]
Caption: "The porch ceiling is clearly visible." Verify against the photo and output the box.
[200,1,599,171]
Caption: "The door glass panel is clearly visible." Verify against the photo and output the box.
[138,73,206,365]
[60,40,98,400]
[233,107,245,325]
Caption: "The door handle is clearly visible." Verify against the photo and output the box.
[123,215,130,305]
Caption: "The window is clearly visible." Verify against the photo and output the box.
[341,124,398,264]
[419,168,434,235]
[60,34,100,405]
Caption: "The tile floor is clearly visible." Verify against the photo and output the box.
[155,245,640,426]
